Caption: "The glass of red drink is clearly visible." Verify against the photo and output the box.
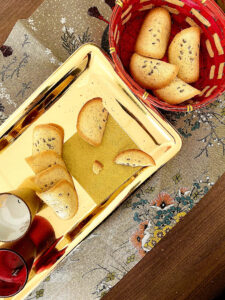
[0,232,36,298]
[0,249,28,298]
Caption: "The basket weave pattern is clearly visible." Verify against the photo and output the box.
[109,0,225,112]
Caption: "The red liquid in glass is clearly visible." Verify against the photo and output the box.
[0,250,28,297]
[29,216,55,255]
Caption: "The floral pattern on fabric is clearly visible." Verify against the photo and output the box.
[126,174,213,257]
[162,97,225,158]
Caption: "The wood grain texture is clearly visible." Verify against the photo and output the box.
[0,0,44,46]
[103,172,225,300]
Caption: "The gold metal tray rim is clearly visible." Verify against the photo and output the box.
[0,43,182,300]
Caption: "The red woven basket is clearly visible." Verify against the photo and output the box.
[109,0,225,112]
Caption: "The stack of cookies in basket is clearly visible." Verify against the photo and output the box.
[25,123,78,220]
[130,7,201,105]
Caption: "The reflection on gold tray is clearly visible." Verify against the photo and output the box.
[64,115,140,204]
[0,44,182,300]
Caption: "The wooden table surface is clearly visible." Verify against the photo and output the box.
[0,1,225,300]
[0,0,44,46]
[103,173,225,300]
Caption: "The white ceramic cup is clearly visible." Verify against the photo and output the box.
[0,188,40,243]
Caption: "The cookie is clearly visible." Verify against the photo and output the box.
[48,123,64,139]
[32,124,64,155]
[77,98,109,146]
[114,149,155,167]
[37,179,78,220]
[33,164,73,192]
[135,7,171,59]
[93,160,104,174]
[154,77,201,104]
[130,53,179,89]
[26,150,66,174]
[168,26,201,83]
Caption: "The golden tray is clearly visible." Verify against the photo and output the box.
[0,44,182,299]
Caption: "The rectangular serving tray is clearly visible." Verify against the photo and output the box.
[0,44,182,300]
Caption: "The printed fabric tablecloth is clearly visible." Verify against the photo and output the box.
[0,0,224,299]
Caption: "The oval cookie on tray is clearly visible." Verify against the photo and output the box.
[26,150,66,174]
[77,97,109,146]
[33,164,73,192]
[32,124,64,155]
[114,149,155,167]
[37,179,78,220]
